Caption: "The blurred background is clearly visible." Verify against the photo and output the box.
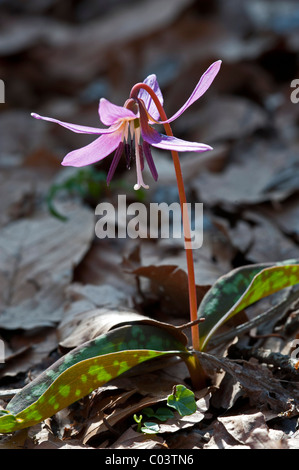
[1,0,299,171]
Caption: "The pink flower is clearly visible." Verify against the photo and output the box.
[32,60,221,190]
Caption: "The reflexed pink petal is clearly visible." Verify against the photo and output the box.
[61,131,123,167]
[145,128,212,152]
[138,74,163,121]
[31,113,115,134]
[158,60,221,124]
[139,101,212,153]
[98,98,137,126]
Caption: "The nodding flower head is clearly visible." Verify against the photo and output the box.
[31,60,221,190]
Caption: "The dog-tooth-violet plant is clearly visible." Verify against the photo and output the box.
[32,60,222,387]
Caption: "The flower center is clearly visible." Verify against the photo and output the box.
[107,99,157,190]
[122,101,149,190]
[133,126,149,191]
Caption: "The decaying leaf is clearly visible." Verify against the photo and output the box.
[197,351,299,415]
[57,283,140,347]
[0,203,94,330]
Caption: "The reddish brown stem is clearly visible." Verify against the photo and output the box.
[130,83,200,351]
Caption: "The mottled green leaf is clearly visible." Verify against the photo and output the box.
[143,406,174,421]
[153,407,174,421]
[167,384,196,416]
[0,324,189,434]
[198,260,299,350]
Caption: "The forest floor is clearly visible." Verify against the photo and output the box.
[0,0,299,449]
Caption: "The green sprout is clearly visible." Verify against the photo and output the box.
[133,385,196,434]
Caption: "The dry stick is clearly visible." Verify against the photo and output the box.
[130,84,205,388]
[176,318,205,331]
[228,344,299,381]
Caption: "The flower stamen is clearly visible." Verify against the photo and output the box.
[106,141,124,185]
[139,144,144,171]
[124,142,131,169]
[134,127,149,191]
[143,141,158,181]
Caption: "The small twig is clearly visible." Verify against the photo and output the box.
[176,318,205,331]
[228,343,299,381]
[249,333,285,340]
[103,416,122,436]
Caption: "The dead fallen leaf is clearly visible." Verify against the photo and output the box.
[177,96,268,144]
[0,203,94,330]
[132,250,227,316]
[260,195,299,244]
[217,411,286,449]
[203,420,251,449]
[0,428,29,449]
[243,211,299,263]
[33,0,194,83]
[57,283,147,348]
[198,351,299,416]
[192,140,299,208]
[108,427,165,449]
[82,394,167,445]
[0,328,58,379]
[25,423,94,449]
[0,111,53,167]
[73,238,138,294]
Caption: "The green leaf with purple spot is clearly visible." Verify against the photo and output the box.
[0,323,189,433]
[197,259,299,350]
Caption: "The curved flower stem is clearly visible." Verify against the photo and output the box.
[131,83,199,348]
[130,84,206,388]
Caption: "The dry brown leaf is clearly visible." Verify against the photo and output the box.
[108,427,165,449]
[144,145,229,188]
[0,203,94,330]
[0,428,28,449]
[133,252,226,316]
[192,140,299,208]
[81,365,194,445]
[211,373,243,410]
[74,238,138,294]
[25,423,94,449]
[0,328,58,379]
[82,395,166,445]
[243,211,299,263]
[203,420,251,449]
[218,412,286,449]
[181,96,268,143]
[32,0,194,83]
[57,283,139,347]
[56,281,190,350]
[0,167,54,228]
[198,351,299,415]
[260,195,299,244]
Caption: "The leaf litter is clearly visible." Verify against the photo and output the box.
[1,0,299,449]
